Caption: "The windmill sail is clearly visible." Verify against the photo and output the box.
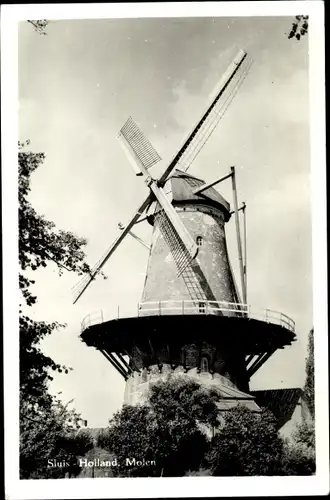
[118,118,199,272]
[72,49,251,304]
[180,55,253,172]
[72,195,152,304]
[180,262,208,302]
[118,116,161,173]
[159,49,251,182]
[151,203,230,308]
[149,183,198,261]
[154,205,196,277]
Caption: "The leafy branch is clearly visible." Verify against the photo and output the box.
[288,15,309,40]
[27,20,49,35]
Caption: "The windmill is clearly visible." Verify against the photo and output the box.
[73,49,296,414]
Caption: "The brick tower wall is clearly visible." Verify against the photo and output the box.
[123,338,249,405]
[124,364,239,405]
[141,203,238,305]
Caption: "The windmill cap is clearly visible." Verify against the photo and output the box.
[165,169,231,219]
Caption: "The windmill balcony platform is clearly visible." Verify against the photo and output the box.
[81,300,295,333]
[80,300,296,358]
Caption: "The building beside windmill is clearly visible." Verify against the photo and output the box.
[74,49,308,435]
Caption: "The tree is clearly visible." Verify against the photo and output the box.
[20,396,94,479]
[279,327,316,476]
[281,421,316,475]
[98,378,316,477]
[19,141,94,477]
[19,140,91,399]
[304,328,314,417]
[207,406,284,476]
[19,140,91,307]
[288,15,309,40]
[27,20,49,35]
[98,378,220,477]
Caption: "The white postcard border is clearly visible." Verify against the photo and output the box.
[2,2,327,498]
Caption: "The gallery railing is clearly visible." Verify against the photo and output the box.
[81,300,295,334]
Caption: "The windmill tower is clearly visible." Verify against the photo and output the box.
[73,49,296,414]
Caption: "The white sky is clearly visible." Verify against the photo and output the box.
[18,16,312,427]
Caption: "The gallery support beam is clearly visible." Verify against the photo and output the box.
[247,350,276,379]
[115,351,134,375]
[123,346,141,373]
[245,353,255,368]
[100,349,128,380]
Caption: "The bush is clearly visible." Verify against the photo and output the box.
[98,378,220,477]
[207,406,284,476]
[281,421,316,475]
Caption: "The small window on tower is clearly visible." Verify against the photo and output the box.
[196,236,203,247]
[200,356,209,373]
[199,302,206,313]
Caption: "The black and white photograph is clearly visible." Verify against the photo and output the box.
[2,2,328,499]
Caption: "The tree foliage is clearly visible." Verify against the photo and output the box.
[19,140,91,306]
[19,140,91,403]
[288,15,309,40]
[207,406,284,476]
[19,141,93,478]
[281,421,316,476]
[98,378,220,477]
[304,328,315,417]
[27,20,49,35]
[279,326,316,476]
[279,327,316,476]
[99,379,316,477]
[20,396,93,478]
[20,314,69,403]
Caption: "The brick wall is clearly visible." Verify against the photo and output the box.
[141,203,237,305]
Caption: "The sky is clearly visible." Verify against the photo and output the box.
[18,16,311,427]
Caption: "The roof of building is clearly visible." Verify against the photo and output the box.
[250,388,303,428]
[215,380,260,412]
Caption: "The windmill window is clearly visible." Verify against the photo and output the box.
[200,356,209,373]
[196,236,203,247]
[199,301,206,313]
